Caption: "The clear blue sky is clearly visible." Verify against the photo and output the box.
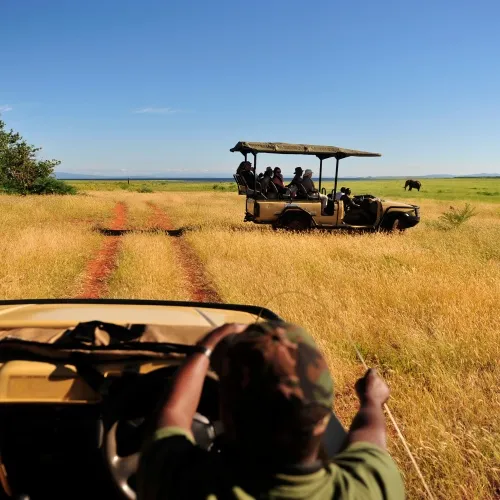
[1,0,499,177]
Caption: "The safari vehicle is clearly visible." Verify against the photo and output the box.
[0,299,346,500]
[232,141,420,232]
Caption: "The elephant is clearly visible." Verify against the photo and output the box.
[404,179,421,191]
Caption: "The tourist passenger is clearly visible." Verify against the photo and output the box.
[241,162,255,188]
[302,169,328,214]
[272,167,287,194]
[335,187,346,201]
[260,167,274,194]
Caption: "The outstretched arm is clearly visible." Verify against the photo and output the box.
[346,369,390,450]
[157,323,246,432]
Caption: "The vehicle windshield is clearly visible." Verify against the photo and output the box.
[1,2,499,499]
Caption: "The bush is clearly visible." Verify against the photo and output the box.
[3,176,76,195]
[438,203,477,228]
[137,185,153,193]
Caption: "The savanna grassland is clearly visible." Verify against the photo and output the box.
[1,178,499,499]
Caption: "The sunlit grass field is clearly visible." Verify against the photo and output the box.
[0,180,499,499]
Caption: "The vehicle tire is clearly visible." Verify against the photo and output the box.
[278,211,312,231]
[380,215,406,233]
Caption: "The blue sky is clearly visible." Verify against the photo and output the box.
[1,0,499,177]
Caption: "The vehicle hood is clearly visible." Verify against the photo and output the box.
[380,199,418,209]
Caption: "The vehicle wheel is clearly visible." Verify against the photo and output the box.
[380,217,406,233]
[389,218,406,232]
[286,218,310,231]
[276,210,313,231]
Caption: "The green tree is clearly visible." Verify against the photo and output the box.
[0,117,68,195]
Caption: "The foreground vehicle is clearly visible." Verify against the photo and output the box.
[0,299,346,500]
[232,141,420,232]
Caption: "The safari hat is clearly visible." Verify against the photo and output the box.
[294,167,304,174]
[218,321,334,410]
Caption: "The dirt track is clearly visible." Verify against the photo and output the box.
[146,201,221,303]
[76,200,220,302]
[77,202,127,298]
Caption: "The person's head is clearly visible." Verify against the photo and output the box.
[304,169,313,178]
[273,167,281,176]
[294,167,303,176]
[265,167,273,177]
[340,187,346,194]
[215,322,334,465]
[345,188,351,196]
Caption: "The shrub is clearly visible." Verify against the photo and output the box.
[3,176,76,195]
[438,203,477,228]
[137,185,153,193]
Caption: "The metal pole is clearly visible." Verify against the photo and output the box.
[333,157,339,200]
[253,152,257,195]
[319,157,323,191]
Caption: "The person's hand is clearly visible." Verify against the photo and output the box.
[197,323,247,351]
[355,369,390,407]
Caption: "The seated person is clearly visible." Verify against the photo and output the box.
[335,187,346,201]
[260,167,274,194]
[138,322,404,500]
[342,187,361,210]
[272,167,287,194]
[236,161,247,176]
[240,162,255,188]
[302,169,328,214]
[287,167,304,195]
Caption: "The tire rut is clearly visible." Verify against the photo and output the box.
[147,201,221,303]
[77,202,127,299]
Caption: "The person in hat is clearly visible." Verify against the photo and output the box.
[335,186,346,201]
[287,167,303,196]
[302,169,328,214]
[138,322,404,500]
[260,166,274,194]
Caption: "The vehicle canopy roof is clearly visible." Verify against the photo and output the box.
[230,141,381,160]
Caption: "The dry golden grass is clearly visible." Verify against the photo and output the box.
[0,194,115,298]
[1,190,499,498]
[106,233,190,300]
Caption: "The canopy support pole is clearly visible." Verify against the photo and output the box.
[319,157,323,191]
[333,157,340,200]
[244,153,248,162]
[253,152,257,196]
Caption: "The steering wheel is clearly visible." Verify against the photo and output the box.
[103,367,221,500]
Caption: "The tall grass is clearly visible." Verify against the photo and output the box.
[106,233,190,300]
[1,190,499,498]
[0,195,112,298]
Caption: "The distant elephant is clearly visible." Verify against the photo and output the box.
[404,179,421,191]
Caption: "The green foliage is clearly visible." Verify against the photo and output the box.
[137,185,153,193]
[0,117,68,195]
[438,203,477,228]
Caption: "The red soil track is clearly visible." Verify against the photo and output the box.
[77,202,127,299]
[147,202,221,303]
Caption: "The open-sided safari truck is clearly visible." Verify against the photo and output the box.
[232,141,420,232]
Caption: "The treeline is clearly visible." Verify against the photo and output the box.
[0,116,75,195]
